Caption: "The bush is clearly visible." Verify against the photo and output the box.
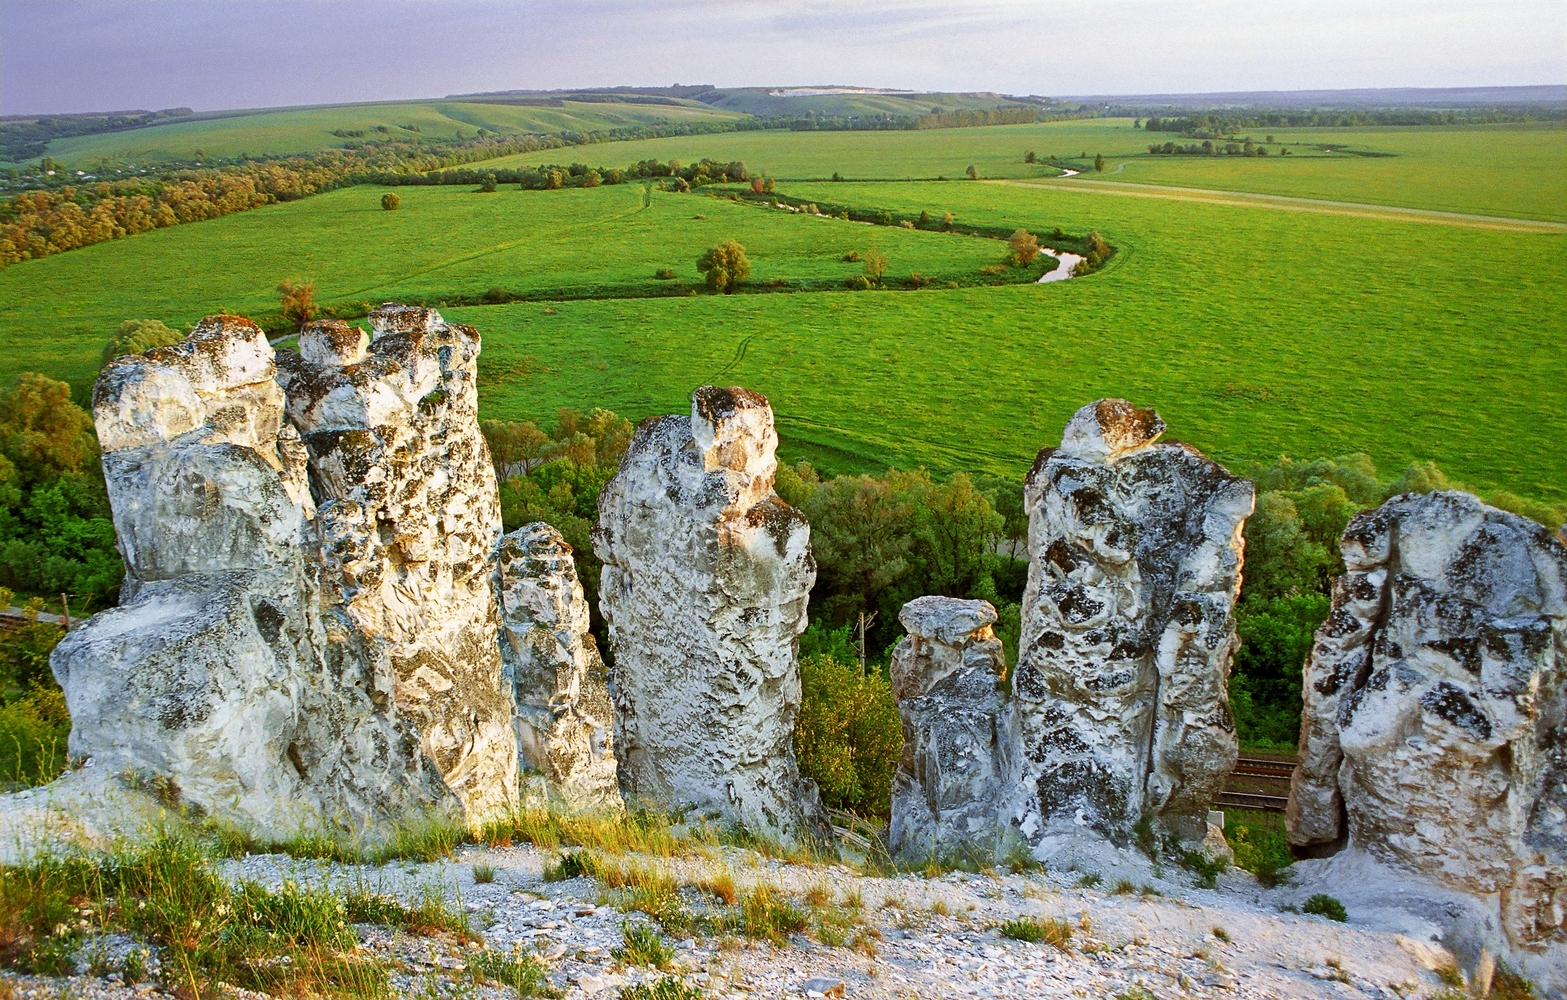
[276,279,316,328]
[380,192,400,211]
[843,275,872,291]
[1008,229,1040,267]
[794,653,902,817]
[842,250,861,262]
[861,248,888,282]
[654,268,676,280]
[1227,809,1294,887]
[696,240,750,293]
[1303,894,1348,922]
[478,173,498,193]
[102,319,182,366]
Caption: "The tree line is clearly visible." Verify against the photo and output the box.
[1140,106,1565,134]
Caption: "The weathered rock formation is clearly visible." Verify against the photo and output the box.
[495,523,620,810]
[50,306,517,837]
[1011,399,1254,851]
[1289,491,1566,977]
[275,307,517,825]
[888,597,1018,863]
[594,386,823,838]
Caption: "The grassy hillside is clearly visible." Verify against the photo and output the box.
[2,166,1559,500]
[17,99,745,169]
[453,179,1565,500]
[0,183,1015,392]
[696,88,1022,118]
[485,119,1567,220]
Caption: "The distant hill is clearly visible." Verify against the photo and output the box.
[1054,85,1567,109]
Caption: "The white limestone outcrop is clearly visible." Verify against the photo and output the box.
[594,386,824,838]
[48,306,517,840]
[1011,399,1254,854]
[888,596,1019,863]
[495,523,620,811]
[1288,491,1567,988]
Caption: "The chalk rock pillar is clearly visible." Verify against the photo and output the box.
[1289,491,1567,972]
[594,386,824,838]
[888,596,1018,863]
[1011,399,1254,850]
[52,317,348,833]
[275,305,518,828]
[495,523,621,810]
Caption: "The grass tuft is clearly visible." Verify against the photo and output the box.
[613,922,675,969]
[999,916,1073,949]
[616,977,705,1000]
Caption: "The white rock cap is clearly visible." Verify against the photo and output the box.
[1058,398,1166,463]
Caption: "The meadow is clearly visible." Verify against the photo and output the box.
[0,182,1020,393]
[485,119,1567,221]
[20,98,744,169]
[2,123,1564,503]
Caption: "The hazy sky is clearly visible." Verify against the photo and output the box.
[3,0,1563,115]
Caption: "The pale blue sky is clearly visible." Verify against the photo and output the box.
[3,0,1563,114]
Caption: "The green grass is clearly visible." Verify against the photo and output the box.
[22,99,745,169]
[0,182,1015,395]
[4,130,1564,507]
[1096,122,1567,222]
[1227,809,1294,887]
[451,177,1565,500]
[481,118,1567,220]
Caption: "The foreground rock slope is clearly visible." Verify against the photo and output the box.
[1011,399,1255,855]
[594,386,823,837]
[49,307,517,839]
[1289,490,1567,988]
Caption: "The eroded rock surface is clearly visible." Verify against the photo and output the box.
[49,306,517,839]
[276,303,517,827]
[1011,399,1254,853]
[594,386,823,838]
[888,597,1019,863]
[495,523,620,810]
[1288,491,1567,981]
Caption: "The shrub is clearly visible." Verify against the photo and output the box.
[276,278,316,328]
[843,275,872,291]
[102,318,182,366]
[1008,229,1040,267]
[842,250,861,262]
[696,240,750,293]
[1303,894,1348,922]
[478,173,498,192]
[380,192,400,211]
[794,653,902,816]
[654,268,677,280]
[965,165,978,179]
[861,248,888,282]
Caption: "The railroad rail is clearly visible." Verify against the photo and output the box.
[1232,756,1297,779]
[1215,791,1290,812]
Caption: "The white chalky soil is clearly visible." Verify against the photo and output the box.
[1,842,1460,999]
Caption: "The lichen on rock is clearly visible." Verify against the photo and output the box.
[888,596,1019,863]
[495,522,620,811]
[1288,490,1567,983]
[1010,399,1254,855]
[594,386,824,839]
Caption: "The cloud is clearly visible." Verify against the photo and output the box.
[1,0,1561,114]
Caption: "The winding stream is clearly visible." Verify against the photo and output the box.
[1037,248,1084,283]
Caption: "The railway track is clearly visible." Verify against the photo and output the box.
[1216,756,1298,813]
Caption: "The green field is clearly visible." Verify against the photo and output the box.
[0,183,1018,392]
[19,99,744,169]
[2,122,1563,504]
[486,119,1567,222]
